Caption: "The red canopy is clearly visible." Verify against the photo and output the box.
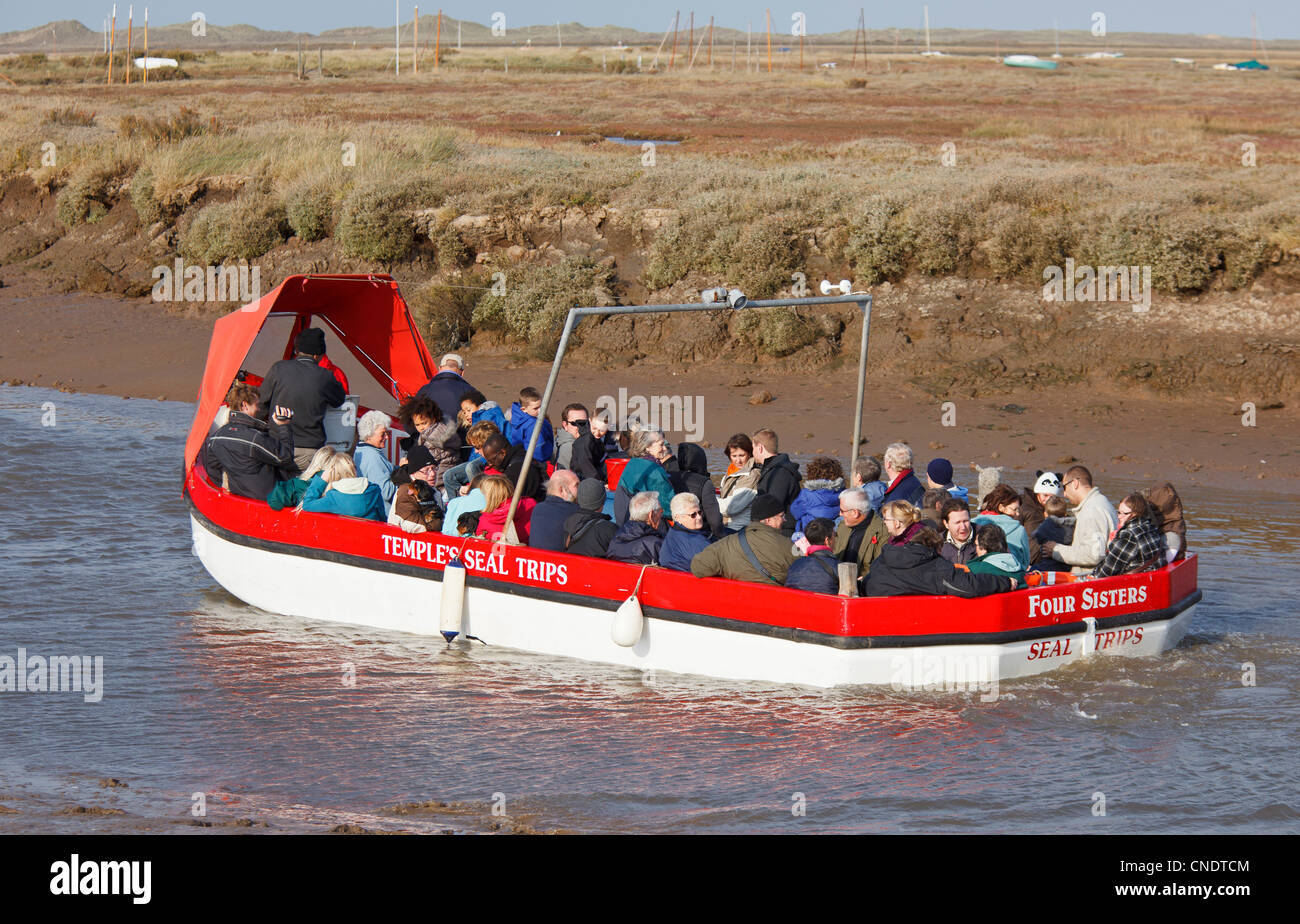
[183,274,435,472]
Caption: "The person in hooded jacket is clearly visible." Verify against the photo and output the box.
[972,484,1032,573]
[659,494,714,571]
[670,442,724,538]
[606,492,666,565]
[1147,482,1187,563]
[751,428,801,535]
[205,382,298,500]
[866,507,1016,598]
[790,457,845,533]
[1017,471,1063,566]
[300,453,386,521]
[563,479,618,557]
[785,518,841,594]
[966,523,1026,584]
[396,394,462,491]
[268,446,336,511]
[506,386,554,464]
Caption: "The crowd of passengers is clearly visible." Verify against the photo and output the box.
[203,330,1189,598]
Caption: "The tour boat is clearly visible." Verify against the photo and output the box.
[183,274,1203,689]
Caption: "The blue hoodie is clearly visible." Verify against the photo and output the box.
[301,474,386,521]
[973,512,1031,572]
[789,478,844,532]
[507,401,554,463]
[471,401,507,434]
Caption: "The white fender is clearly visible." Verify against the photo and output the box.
[440,558,467,642]
[611,596,644,647]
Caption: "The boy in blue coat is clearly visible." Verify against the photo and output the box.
[506,386,554,464]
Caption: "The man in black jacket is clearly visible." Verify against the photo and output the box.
[416,353,475,429]
[529,470,582,552]
[258,327,346,471]
[205,382,296,500]
[751,428,801,535]
[563,479,617,557]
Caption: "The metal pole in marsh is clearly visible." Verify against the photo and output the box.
[435,10,441,71]
[318,47,323,76]
[413,7,418,75]
[125,6,132,85]
[142,7,147,85]
[297,39,303,80]
[395,0,400,76]
[766,9,772,73]
[108,6,115,85]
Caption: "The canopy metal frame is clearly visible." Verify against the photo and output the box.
[503,292,873,540]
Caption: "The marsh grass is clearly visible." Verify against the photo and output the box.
[5,53,1299,350]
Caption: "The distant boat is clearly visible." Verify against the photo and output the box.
[1081,51,1124,59]
[1214,59,1269,71]
[1004,54,1058,71]
[134,57,179,70]
[1172,57,1195,66]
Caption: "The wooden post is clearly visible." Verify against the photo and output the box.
[142,8,148,84]
[297,38,303,79]
[765,9,772,74]
[435,10,441,70]
[318,46,323,75]
[413,7,418,75]
[837,563,858,597]
[125,5,132,84]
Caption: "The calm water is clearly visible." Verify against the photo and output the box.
[1,385,1297,834]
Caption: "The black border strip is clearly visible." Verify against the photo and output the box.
[188,498,1202,651]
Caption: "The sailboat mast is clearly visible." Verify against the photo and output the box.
[924,5,931,53]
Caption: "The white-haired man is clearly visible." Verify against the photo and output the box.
[416,352,475,428]
[605,491,665,565]
[881,442,924,506]
[354,409,396,507]
[832,488,890,578]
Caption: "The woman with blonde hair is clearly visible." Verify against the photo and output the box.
[881,500,925,545]
[300,452,386,521]
[475,474,536,543]
[267,445,337,511]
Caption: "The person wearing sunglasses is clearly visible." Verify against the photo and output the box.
[660,494,715,572]
[1091,494,1168,578]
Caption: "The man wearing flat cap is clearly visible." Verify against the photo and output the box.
[259,326,347,472]
[689,493,794,585]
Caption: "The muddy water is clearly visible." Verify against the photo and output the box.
[1,385,1297,834]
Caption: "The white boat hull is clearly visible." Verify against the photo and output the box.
[190,515,1197,691]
